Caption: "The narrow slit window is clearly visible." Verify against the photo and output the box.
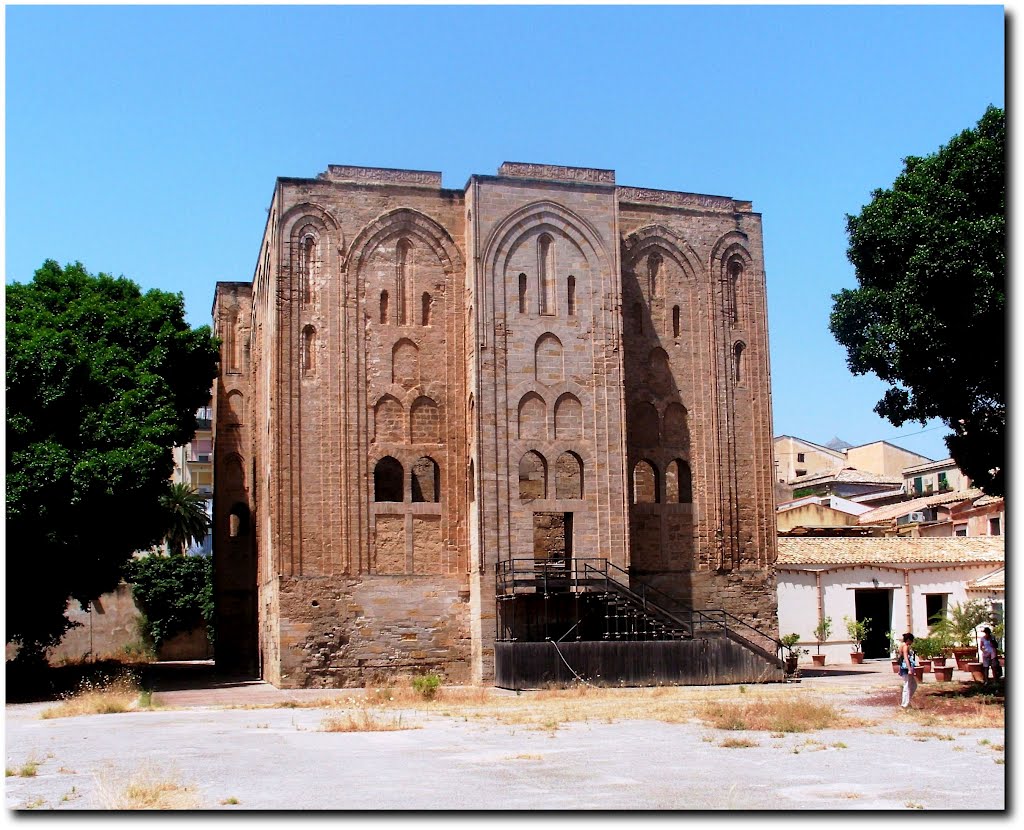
[728,258,742,325]
[518,273,527,314]
[301,326,316,376]
[538,234,555,315]
[396,238,412,325]
[567,275,576,316]
[647,253,662,298]
[302,237,315,304]
[380,290,389,324]
[672,305,680,338]
[421,292,431,326]
[734,342,745,383]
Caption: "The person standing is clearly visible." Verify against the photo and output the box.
[980,627,1002,682]
[899,632,918,709]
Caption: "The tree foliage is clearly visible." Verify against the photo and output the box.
[125,554,214,648]
[162,482,212,556]
[830,106,1004,495]
[6,260,219,658]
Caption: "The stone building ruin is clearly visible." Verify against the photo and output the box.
[212,162,782,688]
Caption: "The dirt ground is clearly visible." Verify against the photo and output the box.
[3,660,1006,811]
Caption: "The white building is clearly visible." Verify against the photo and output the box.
[776,536,1004,663]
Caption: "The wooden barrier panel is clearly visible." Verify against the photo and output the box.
[494,639,784,689]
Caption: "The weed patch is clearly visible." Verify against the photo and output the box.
[40,672,142,719]
[411,674,441,700]
[95,767,200,810]
[697,697,855,732]
[720,737,759,748]
[320,710,417,732]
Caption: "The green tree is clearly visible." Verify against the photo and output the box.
[830,106,1005,495]
[162,482,212,556]
[125,554,214,648]
[6,260,219,659]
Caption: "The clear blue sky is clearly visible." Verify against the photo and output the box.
[5,4,1004,462]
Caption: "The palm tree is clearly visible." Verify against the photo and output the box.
[161,483,211,556]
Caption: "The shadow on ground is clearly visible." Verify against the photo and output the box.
[5,658,258,703]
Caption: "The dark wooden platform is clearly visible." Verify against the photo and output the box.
[494,638,786,689]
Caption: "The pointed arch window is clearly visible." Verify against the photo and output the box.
[647,252,662,298]
[734,341,745,383]
[374,457,404,502]
[519,451,547,500]
[666,459,693,504]
[538,234,555,315]
[301,325,316,377]
[633,460,659,504]
[396,238,413,325]
[302,236,315,305]
[555,452,584,499]
[728,258,743,325]
[411,457,440,503]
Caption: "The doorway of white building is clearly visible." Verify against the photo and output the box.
[854,589,893,658]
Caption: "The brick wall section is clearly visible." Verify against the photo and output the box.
[214,163,778,688]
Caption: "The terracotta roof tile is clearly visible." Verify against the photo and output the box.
[966,568,1005,591]
[856,489,984,524]
[794,467,903,486]
[776,536,1004,566]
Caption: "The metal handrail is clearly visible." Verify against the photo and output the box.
[496,556,786,665]
[580,562,694,638]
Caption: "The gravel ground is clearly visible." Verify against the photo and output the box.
[4,661,1006,811]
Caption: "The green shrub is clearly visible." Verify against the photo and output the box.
[411,674,441,700]
[125,554,214,648]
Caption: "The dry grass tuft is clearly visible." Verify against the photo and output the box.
[720,737,759,748]
[697,697,856,733]
[40,673,143,719]
[508,754,544,761]
[95,767,201,810]
[320,710,418,732]
[10,759,40,777]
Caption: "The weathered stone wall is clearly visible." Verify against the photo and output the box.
[217,162,779,688]
[274,575,471,687]
[212,282,258,675]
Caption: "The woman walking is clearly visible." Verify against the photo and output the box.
[980,627,1002,682]
[898,632,918,709]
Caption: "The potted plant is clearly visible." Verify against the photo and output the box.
[885,631,902,673]
[930,600,987,669]
[929,629,952,668]
[844,615,871,664]
[993,621,1005,669]
[812,616,832,666]
[780,633,805,673]
[912,635,940,673]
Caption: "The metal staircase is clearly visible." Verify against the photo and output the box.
[496,557,787,672]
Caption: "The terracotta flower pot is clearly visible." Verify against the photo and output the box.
[811,654,826,667]
[918,660,932,673]
[952,648,977,670]
[931,656,947,668]
[933,665,954,681]
[850,652,864,664]
[785,656,799,674]
[913,666,925,681]
[891,660,901,674]
[968,662,986,682]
